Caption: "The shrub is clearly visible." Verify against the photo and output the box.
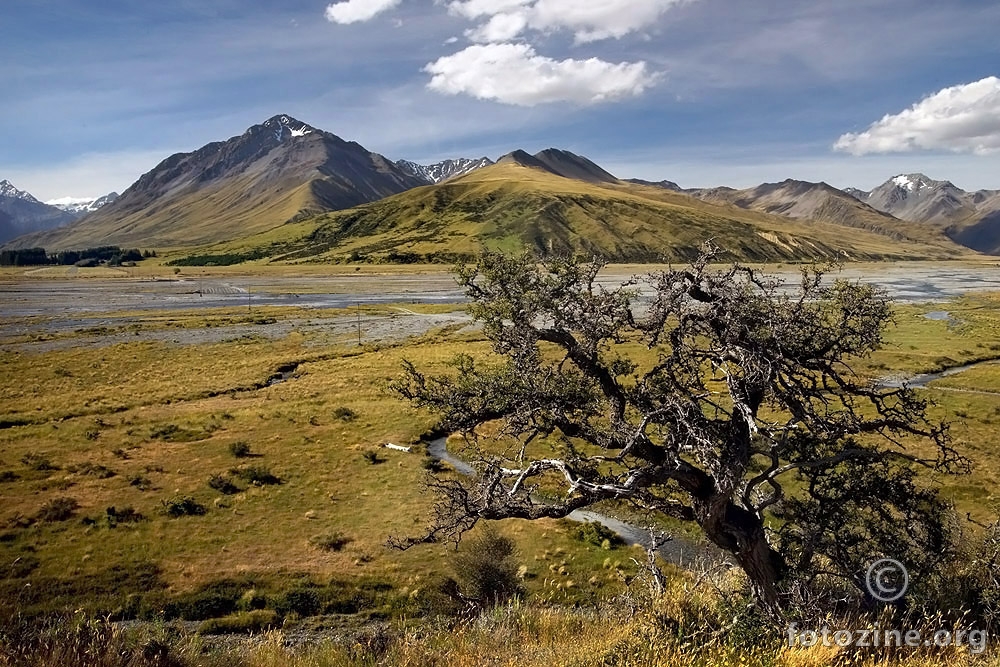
[197,609,278,635]
[276,588,321,617]
[35,497,79,522]
[129,474,152,491]
[310,532,352,552]
[228,441,252,458]
[572,520,625,548]
[161,496,206,518]
[21,452,57,471]
[67,462,116,479]
[208,474,240,495]
[0,470,19,483]
[422,457,445,473]
[362,450,384,465]
[105,506,145,527]
[230,465,280,485]
[452,525,523,606]
[333,406,357,421]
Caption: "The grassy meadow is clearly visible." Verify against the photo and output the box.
[3,274,1000,665]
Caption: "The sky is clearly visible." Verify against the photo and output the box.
[2,0,1000,201]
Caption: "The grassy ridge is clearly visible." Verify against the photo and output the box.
[176,163,969,265]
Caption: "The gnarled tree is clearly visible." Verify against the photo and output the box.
[392,248,966,609]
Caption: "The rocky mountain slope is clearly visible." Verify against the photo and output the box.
[6,115,426,250]
[395,157,494,183]
[0,180,76,244]
[847,174,1000,253]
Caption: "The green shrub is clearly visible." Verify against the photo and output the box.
[572,520,625,548]
[276,588,321,617]
[105,506,144,527]
[21,452,57,471]
[0,470,19,483]
[128,474,152,491]
[333,406,357,421]
[35,497,79,522]
[422,457,445,473]
[196,609,278,635]
[310,532,352,552]
[67,462,116,479]
[228,441,252,458]
[452,525,523,606]
[230,465,280,485]
[160,496,206,518]
[208,474,241,495]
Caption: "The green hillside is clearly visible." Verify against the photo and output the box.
[187,162,969,265]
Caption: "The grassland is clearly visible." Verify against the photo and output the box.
[3,276,1000,664]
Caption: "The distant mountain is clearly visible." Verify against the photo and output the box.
[395,157,494,184]
[626,178,683,191]
[849,174,978,223]
[5,114,427,250]
[847,174,1000,253]
[0,180,76,245]
[498,148,619,184]
[684,179,940,243]
[46,192,119,218]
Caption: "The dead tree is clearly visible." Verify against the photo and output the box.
[391,248,966,610]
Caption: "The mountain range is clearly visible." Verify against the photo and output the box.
[46,193,120,217]
[0,180,78,245]
[2,114,996,262]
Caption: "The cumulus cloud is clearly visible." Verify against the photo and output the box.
[424,43,656,106]
[450,0,690,43]
[834,76,1000,155]
[325,0,401,25]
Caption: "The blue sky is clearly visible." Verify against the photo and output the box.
[3,0,1000,200]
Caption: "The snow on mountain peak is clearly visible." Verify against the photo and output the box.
[892,175,916,191]
[395,157,494,183]
[45,192,119,215]
[0,179,40,203]
[261,114,314,141]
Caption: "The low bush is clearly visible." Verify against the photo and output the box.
[207,474,241,495]
[228,441,252,458]
[196,609,278,635]
[572,520,625,548]
[21,452,57,471]
[160,496,206,518]
[333,406,357,421]
[230,465,280,485]
[35,497,79,522]
[362,450,384,465]
[310,532,352,552]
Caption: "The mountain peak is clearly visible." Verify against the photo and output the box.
[0,179,40,203]
[251,114,316,140]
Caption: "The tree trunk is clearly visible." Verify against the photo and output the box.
[699,500,786,611]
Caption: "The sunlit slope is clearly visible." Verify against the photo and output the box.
[236,162,970,263]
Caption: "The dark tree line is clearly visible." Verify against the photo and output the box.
[0,246,154,266]
[392,247,967,611]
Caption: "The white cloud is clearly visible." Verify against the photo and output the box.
[424,43,656,106]
[834,76,1000,156]
[0,149,170,201]
[465,12,528,43]
[449,0,690,43]
[324,0,401,25]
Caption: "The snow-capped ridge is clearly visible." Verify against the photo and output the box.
[395,157,495,183]
[0,179,41,204]
[46,192,119,215]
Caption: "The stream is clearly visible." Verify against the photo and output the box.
[424,436,717,568]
